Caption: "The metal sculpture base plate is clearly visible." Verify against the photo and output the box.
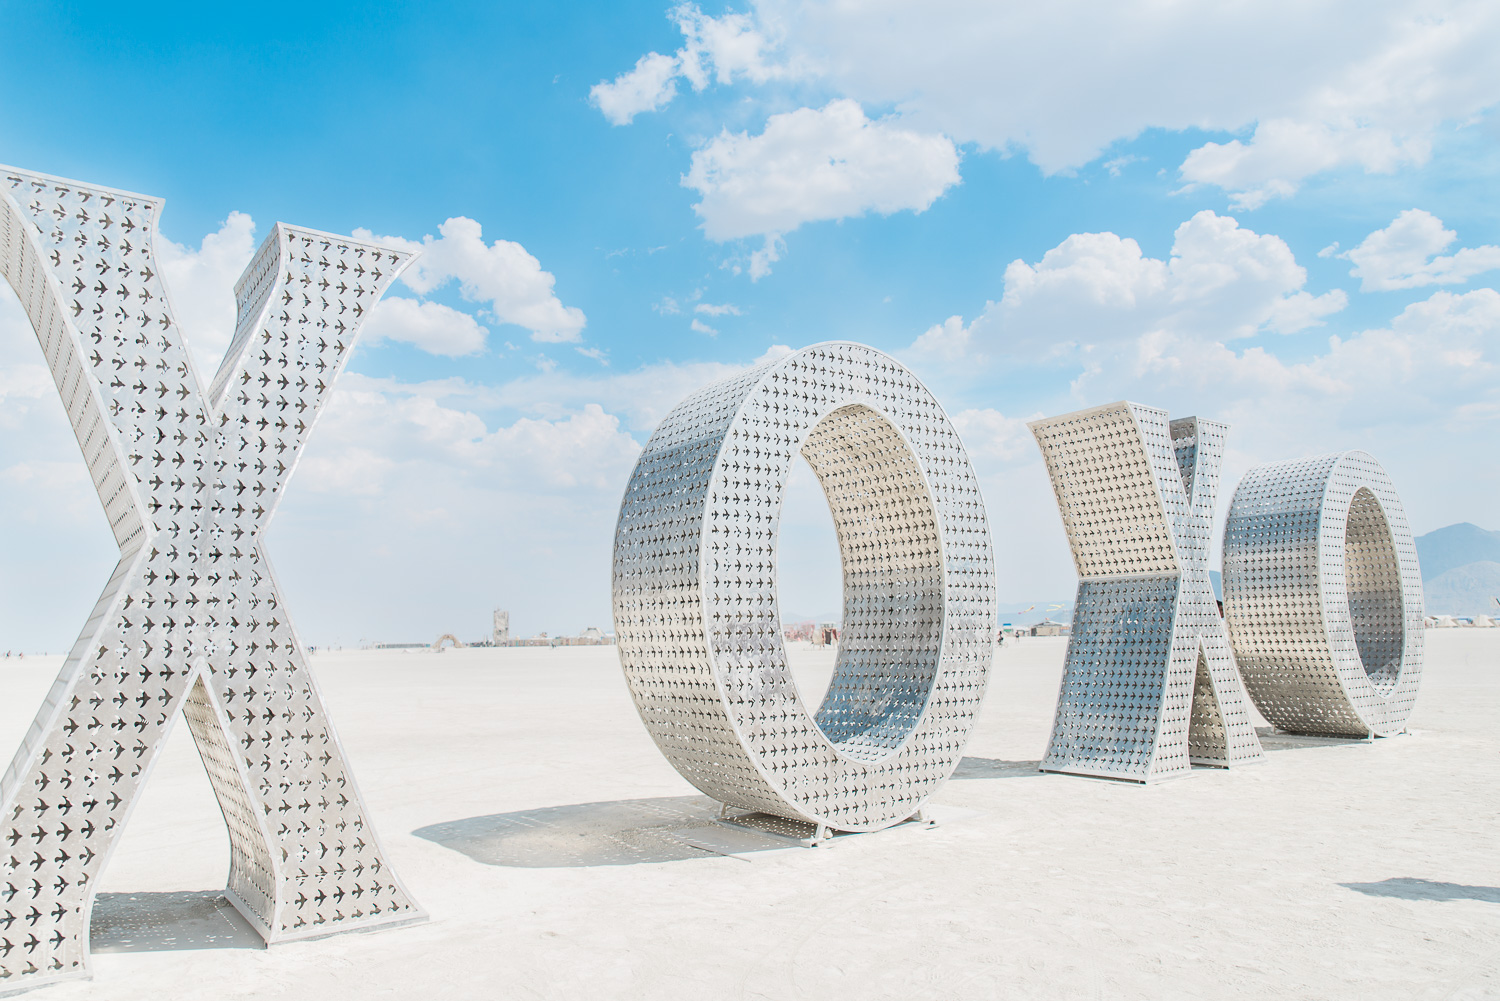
[715,806,942,848]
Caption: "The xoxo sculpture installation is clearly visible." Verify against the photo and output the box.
[0,165,421,989]
[612,343,995,832]
[1222,452,1424,736]
[1030,402,1264,782]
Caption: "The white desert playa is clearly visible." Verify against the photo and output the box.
[0,631,1492,1000]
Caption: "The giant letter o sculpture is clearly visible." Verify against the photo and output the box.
[1222,451,1424,737]
[612,342,995,832]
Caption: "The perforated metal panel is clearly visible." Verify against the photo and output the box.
[612,342,995,832]
[1221,451,1424,737]
[0,165,422,991]
[1029,402,1263,782]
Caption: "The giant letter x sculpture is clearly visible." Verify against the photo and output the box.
[1029,402,1264,783]
[0,165,421,989]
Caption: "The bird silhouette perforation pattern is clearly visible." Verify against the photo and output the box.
[613,343,995,831]
[1030,402,1263,782]
[1344,489,1405,691]
[0,165,421,991]
[1221,451,1424,737]
[800,405,942,760]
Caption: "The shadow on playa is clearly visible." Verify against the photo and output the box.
[415,795,730,867]
[415,776,970,868]
[1342,878,1500,903]
[950,757,1043,779]
[413,794,846,867]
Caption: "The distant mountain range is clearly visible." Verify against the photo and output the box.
[1416,523,1500,618]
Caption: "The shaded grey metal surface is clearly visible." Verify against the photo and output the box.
[414,794,952,866]
[1222,451,1424,737]
[415,796,741,866]
[611,342,995,832]
[89,892,263,954]
[1029,401,1263,782]
[0,165,422,991]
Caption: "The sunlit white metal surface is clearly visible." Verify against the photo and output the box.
[0,165,422,990]
[1029,402,1263,782]
[1222,451,1424,737]
[612,342,995,832]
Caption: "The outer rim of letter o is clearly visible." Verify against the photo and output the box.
[611,342,996,832]
[1222,450,1424,737]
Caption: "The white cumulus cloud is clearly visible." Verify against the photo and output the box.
[674,2,786,88]
[903,216,1500,532]
[364,298,490,357]
[591,3,788,124]
[912,315,971,362]
[261,346,801,643]
[591,51,680,125]
[276,378,649,642]
[1114,286,1500,452]
[684,99,959,276]
[949,408,1037,464]
[473,343,795,432]
[1178,119,1426,211]
[608,1,1500,208]
[907,258,1500,601]
[911,211,1347,370]
[1344,209,1500,291]
[158,211,258,377]
[308,380,643,494]
[356,217,586,343]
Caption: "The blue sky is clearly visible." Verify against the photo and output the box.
[2,0,1498,648]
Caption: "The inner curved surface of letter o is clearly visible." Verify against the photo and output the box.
[1221,450,1425,737]
[611,342,996,831]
